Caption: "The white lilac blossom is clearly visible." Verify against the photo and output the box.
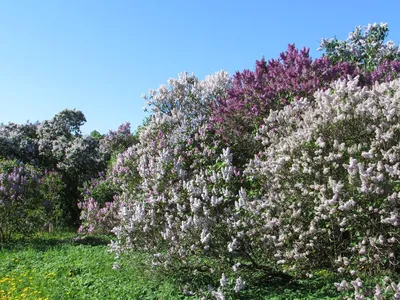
[211,288,226,300]
[234,277,245,293]
[219,273,228,287]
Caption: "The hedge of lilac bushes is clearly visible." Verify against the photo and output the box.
[1,23,400,298]
[75,23,400,298]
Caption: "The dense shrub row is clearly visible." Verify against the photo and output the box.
[1,23,400,298]
[76,23,400,298]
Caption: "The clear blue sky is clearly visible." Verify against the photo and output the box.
[0,0,399,134]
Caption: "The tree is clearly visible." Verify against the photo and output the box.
[319,22,400,71]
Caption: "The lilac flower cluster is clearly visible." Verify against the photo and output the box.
[99,122,136,159]
[211,44,360,139]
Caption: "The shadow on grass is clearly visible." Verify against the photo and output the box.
[1,232,112,252]
[241,273,340,299]
[168,266,340,299]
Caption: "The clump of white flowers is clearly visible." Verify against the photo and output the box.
[246,76,400,297]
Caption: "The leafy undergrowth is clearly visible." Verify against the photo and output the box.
[0,231,384,299]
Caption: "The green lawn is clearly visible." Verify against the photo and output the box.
[0,232,350,299]
[0,232,183,300]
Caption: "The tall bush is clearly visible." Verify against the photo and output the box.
[0,160,42,243]
[244,77,400,297]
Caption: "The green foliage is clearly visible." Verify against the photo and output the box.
[89,130,104,141]
[38,171,66,229]
[85,180,119,207]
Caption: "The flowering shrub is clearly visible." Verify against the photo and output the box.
[142,71,230,117]
[211,45,361,141]
[0,122,39,164]
[99,122,136,163]
[211,24,400,171]
[78,127,140,234]
[319,22,400,94]
[101,71,259,297]
[0,109,106,227]
[369,59,400,84]
[319,22,400,71]
[0,160,43,243]
[80,71,232,238]
[0,159,66,241]
[244,76,400,297]
[35,109,103,225]
[78,173,121,234]
[36,109,87,168]
[109,77,400,298]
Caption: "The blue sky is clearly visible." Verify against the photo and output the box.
[0,0,399,134]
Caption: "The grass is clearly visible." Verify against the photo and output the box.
[0,231,370,299]
[0,232,184,299]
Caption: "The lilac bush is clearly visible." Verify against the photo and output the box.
[102,71,261,297]
[211,44,361,141]
[109,77,400,297]
[0,160,42,243]
[0,159,66,241]
[36,109,103,225]
[78,121,139,235]
[36,109,101,176]
[142,71,230,117]
[319,22,400,71]
[99,122,136,162]
[0,122,39,164]
[212,23,400,155]
[78,173,121,234]
[369,59,400,84]
[78,195,121,235]
[244,76,400,297]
